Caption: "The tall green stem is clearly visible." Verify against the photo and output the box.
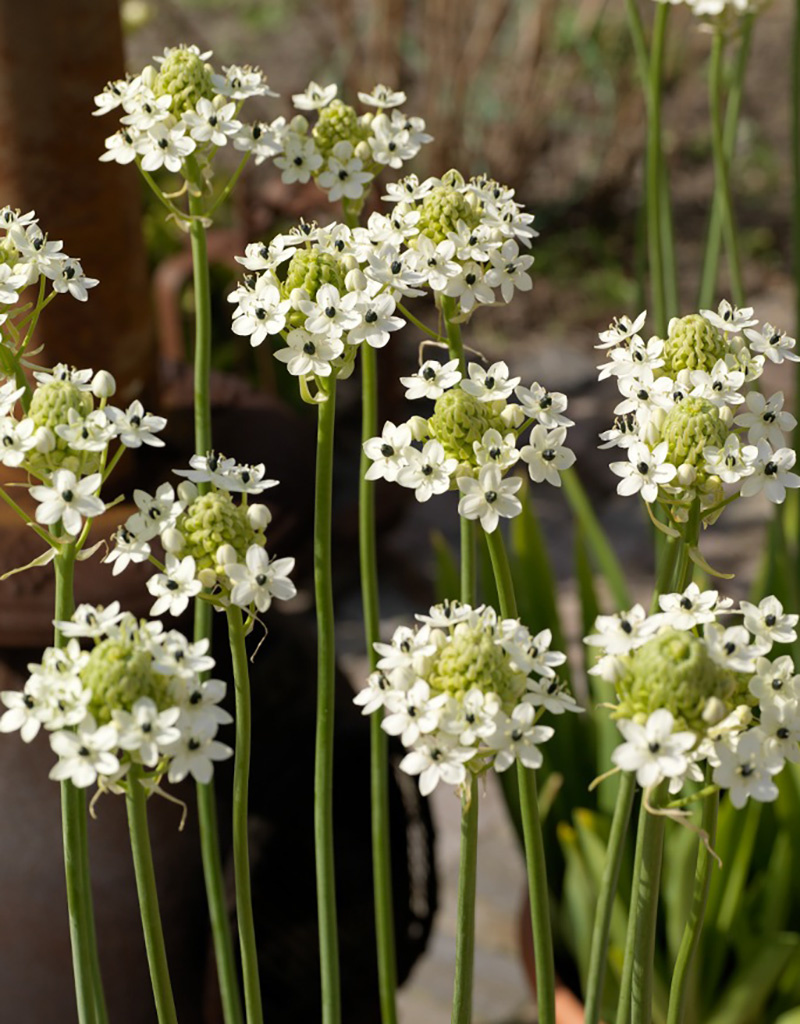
[315,382,342,1024]
[709,26,744,306]
[630,787,667,1024]
[794,0,800,460]
[485,528,555,1024]
[451,785,479,1024]
[666,778,719,1024]
[125,765,179,1024]
[359,342,398,1024]
[647,3,669,336]
[583,771,636,1024]
[189,190,212,463]
[226,606,264,1024]
[699,15,754,309]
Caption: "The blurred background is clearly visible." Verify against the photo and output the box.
[0,0,795,1021]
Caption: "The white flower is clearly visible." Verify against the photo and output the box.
[712,730,782,808]
[231,279,291,346]
[743,323,799,364]
[705,622,769,674]
[358,84,407,108]
[703,435,757,485]
[49,717,120,788]
[460,361,520,403]
[225,546,296,612]
[519,424,575,487]
[597,311,648,349]
[273,328,343,377]
[585,604,655,656]
[699,300,757,334]
[514,383,573,428]
[183,98,241,146]
[136,123,196,172]
[317,142,372,202]
[398,737,475,795]
[748,655,798,704]
[440,688,500,746]
[758,703,800,763]
[147,555,202,617]
[0,417,39,467]
[383,681,446,746]
[298,282,361,338]
[490,703,554,772]
[734,391,796,448]
[0,688,46,742]
[30,470,105,536]
[212,64,279,100]
[689,359,745,407]
[173,453,278,494]
[292,81,337,110]
[473,429,520,472]
[740,597,798,645]
[611,709,696,788]
[457,464,522,533]
[114,698,181,767]
[346,291,405,348]
[165,725,233,785]
[49,259,99,302]
[444,261,494,312]
[739,442,800,504]
[484,239,533,303]
[523,678,581,715]
[396,440,457,501]
[610,441,676,503]
[105,524,152,575]
[353,670,393,716]
[409,236,461,293]
[99,128,140,165]
[106,400,167,448]
[399,359,461,400]
[55,409,115,452]
[363,421,412,482]
[56,602,124,639]
[274,135,323,184]
[657,584,723,630]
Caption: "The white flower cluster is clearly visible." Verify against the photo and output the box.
[0,365,166,539]
[0,605,233,789]
[364,361,575,530]
[0,207,97,329]
[95,44,282,172]
[274,82,432,205]
[598,303,800,516]
[655,0,764,18]
[354,601,580,795]
[105,453,296,618]
[587,585,800,807]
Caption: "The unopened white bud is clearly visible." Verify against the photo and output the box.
[197,567,218,588]
[161,527,185,554]
[345,267,366,292]
[341,255,359,275]
[702,696,727,725]
[216,543,238,567]
[289,114,309,134]
[141,65,158,90]
[247,503,272,531]
[177,481,198,504]
[719,405,734,427]
[677,463,697,487]
[34,426,55,453]
[500,404,525,429]
[354,140,372,163]
[407,415,429,441]
[91,370,117,399]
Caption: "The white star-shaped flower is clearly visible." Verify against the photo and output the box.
[147,555,202,617]
[456,463,522,533]
[611,709,696,788]
[225,546,296,613]
[30,470,105,536]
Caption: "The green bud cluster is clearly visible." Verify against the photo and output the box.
[661,396,727,478]
[661,314,727,376]
[177,490,264,574]
[614,628,735,732]
[427,625,526,706]
[82,638,164,724]
[27,380,98,476]
[311,100,370,159]
[428,388,506,464]
[283,248,347,329]
[415,177,480,245]
[154,47,214,116]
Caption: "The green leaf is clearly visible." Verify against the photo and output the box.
[704,935,800,1024]
[430,528,459,602]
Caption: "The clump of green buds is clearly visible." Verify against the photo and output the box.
[660,396,728,484]
[152,45,214,115]
[82,637,165,725]
[427,388,507,465]
[415,169,481,245]
[170,487,266,581]
[661,313,728,376]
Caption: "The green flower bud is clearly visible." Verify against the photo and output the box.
[283,248,347,328]
[154,46,214,116]
[428,624,526,706]
[428,388,506,463]
[27,381,98,475]
[415,176,480,245]
[82,637,164,723]
[177,490,265,576]
[661,314,727,376]
[614,628,735,731]
[311,100,370,159]
[0,235,19,267]
[661,396,727,478]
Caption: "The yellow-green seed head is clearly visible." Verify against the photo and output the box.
[662,314,727,376]
[177,490,264,575]
[661,396,727,476]
[312,100,370,159]
[428,388,506,463]
[614,628,735,731]
[427,624,526,706]
[27,381,97,476]
[82,638,164,723]
[154,47,214,116]
[415,180,480,245]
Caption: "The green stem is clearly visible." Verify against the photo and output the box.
[314,381,341,1024]
[359,342,398,1024]
[616,793,646,1024]
[583,770,636,1024]
[189,192,213,469]
[396,302,449,344]
[484,528,555,1024]
[630,788,667,1024]
[78,802,109,1024]
[208,154,251,217]
[660,153,678,321]
[226,605,264,1024]
[441,295,466,372]
[460,519,477,605]
[125,765,179,1024]
[794,0,800,459]
[700,15,754,309]
[451,785,479,1024]
[710,25,744,306]
[646,3,669,336]
[666,782,719,1024]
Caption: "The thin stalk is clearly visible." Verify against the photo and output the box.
[55,546,101,1024]
[314,382,341,1024]
[78,805,109,1024]
[616,792,646,1024]
[359,341,398,1024]
[451,785,479,1024]
[710,25,744,306]
[485,528,555,1024]
[441,295,466,371]
[188,190,213,466]
[226,605,264,1024]
[630,788,667,1024]
[660,156,678,320]
[125,765,179,1024]
[666,780,719,1024]
[647,2,669,336]
[583,770,636,1024]
[699,14,754,309]
[794,0,800,459]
